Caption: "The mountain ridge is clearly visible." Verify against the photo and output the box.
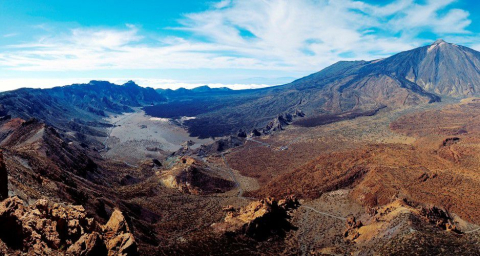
[1,40,479,139]
[145,39,480,138]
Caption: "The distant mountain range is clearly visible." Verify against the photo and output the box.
[1,40,480,138]
[0,80,165,136]
[146,40,480,137]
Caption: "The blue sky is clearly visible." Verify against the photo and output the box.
[1,0,479,91]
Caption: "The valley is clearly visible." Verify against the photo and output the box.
[101,109,213,164]
[0,40,479,255]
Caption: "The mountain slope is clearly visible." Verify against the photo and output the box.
[149,40,479,138]
[0,81,165,137]
[370,39,480,97]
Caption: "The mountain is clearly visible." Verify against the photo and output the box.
[145,40,480,138]
[0,80,165,137]
[0,40,480,255]
[372,39,480,97]
[156,85,233,99]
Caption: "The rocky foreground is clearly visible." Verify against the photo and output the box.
[0,149,138,255]
[0,196,138,255]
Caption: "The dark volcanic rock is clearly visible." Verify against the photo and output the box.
[237,130,247,138]
[195,136,245,156]
[263,113,292,134]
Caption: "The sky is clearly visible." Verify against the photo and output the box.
[1,0,480,91]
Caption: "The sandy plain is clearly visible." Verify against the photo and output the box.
[102,109,213,164]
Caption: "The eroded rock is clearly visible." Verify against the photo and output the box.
[0,197,138,255]
[343,215,363,242]
[213,196,300,241]
[67,232,108,256]
[420,205,460,233]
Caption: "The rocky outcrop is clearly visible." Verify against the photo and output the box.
[213,196,300,241]
[67,232,108,255]
[343,215,363,242]
[263,111,305,135]
[195,136,245,156]
[250,129,262,137]
[343,199,465,246]
[0,150,7,201]
[181,140,195,149]
[102,209,138,256]
[420,205,460,233]
[0,197,138,255]
[160,157,235,195]
[263,116,288,134]
[237,130,247,138]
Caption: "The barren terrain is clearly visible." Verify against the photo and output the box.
[102,110,213,164]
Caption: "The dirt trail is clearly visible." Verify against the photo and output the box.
[301,206,347,221]
[221,152,244,198]
[464,227,480,234]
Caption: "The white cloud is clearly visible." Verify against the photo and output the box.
[0,0,475,78]
[214,0,231,9]
[2,33,18,38]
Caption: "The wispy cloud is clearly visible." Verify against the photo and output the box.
[2,33,18,38]
[0,0,475,75]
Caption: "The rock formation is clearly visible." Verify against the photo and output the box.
[0,197,138,255]
[237,130,247,138]
[343,199,463,245]
[263,114,291,134]
[262,111,304,134]
[195,136,244,156]
[250,129,262,137]
[181,140,195,149]
[160,157,235,195]
[102,209,138,255]
[343,215,363,242]
[420,205,460,233]
[213,196,300,241]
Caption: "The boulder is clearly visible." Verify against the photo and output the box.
[103,209,131,237]
[67,232,108,256]
[107,233,138,256]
